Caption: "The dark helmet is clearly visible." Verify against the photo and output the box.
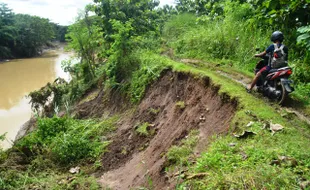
[270,31,284,42]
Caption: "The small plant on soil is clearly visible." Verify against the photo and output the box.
[175,101,186,110]
[148,107,160,115]
[121,146,128,155]
[166,130,199,166]
[136,122,150,136]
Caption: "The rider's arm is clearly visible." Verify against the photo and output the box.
[255,51,267,57]
[255,44,273,57]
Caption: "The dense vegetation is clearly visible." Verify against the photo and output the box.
[1,0,310,189]
[61,0,310,105]
[168,0,310,103]
[0,3,67,59]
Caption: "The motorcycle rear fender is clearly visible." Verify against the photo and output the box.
[280,78,294,93]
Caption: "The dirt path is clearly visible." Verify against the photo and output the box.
[179,58,310,125]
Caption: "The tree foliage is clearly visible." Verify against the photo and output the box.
[0,3,16,58]
[297,25,310,51]
[13,14,54,57]
[0,3,68,59]
[66,9,104,81]
[28,0,310,114]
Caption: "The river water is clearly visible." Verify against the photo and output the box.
[0,48,72,149]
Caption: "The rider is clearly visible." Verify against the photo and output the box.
[246,31,288,92]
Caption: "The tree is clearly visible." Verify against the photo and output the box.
[94,0,160,43]
[66,7,104,82]
[0,3,16,59]
[0,3,62,59]
[13,14,55,57]
[52,24,68,42]
[91,0,164,82]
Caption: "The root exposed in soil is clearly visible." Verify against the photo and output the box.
[92,70,237,189]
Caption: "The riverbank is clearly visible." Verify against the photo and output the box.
[0,47,72,149]
[0,41,67,63]
[1,52,310,189]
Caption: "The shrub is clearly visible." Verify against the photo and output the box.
[16,116,118,164]
[36,116,69,141]
[163,3,271,72]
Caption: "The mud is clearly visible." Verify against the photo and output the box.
[96,70,236,189]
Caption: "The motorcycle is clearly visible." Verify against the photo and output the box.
[254,54,294,105]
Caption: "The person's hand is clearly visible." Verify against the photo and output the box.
[254,54,260,57]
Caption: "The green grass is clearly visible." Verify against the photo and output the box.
[0,116,120,189]
[162,10,310,116]
[135,51,310,189]
[128,51,169,103]
[163,10,269,72]
[16,116,119,164]
[180,127,310,189]
[166,130,199,166]
[1,46,309,189]
[169,59,310,189]
[1,167,100,190]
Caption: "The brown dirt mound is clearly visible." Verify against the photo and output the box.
[73,87,129,119]
[98,70,237,189]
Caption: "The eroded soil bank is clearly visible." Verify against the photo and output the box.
[75,70,237,189]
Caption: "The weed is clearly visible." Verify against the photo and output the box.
[136,122,150,136]
[166,130,199,166]
[175,101,186,109]
[121,146,128,155]
[148,107,160,115]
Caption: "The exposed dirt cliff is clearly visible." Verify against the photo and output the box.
[74,70,237,189]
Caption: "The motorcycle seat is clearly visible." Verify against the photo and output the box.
[269,66,291,73]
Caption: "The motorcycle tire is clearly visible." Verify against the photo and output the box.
[277,81,287,105]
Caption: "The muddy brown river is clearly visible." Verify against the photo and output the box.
[0,48,72,149]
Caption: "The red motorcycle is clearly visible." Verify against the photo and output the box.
[255,55,294,105]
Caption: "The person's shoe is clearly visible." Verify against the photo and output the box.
[246,87,251,93]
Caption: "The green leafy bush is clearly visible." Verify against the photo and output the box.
[36,116,69,141]
[129,51,170,103]
[297,25,310,51]
[51,132,110,163]
[16,116,118,164]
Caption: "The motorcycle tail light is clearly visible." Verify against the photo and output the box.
[287,70,292,75]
